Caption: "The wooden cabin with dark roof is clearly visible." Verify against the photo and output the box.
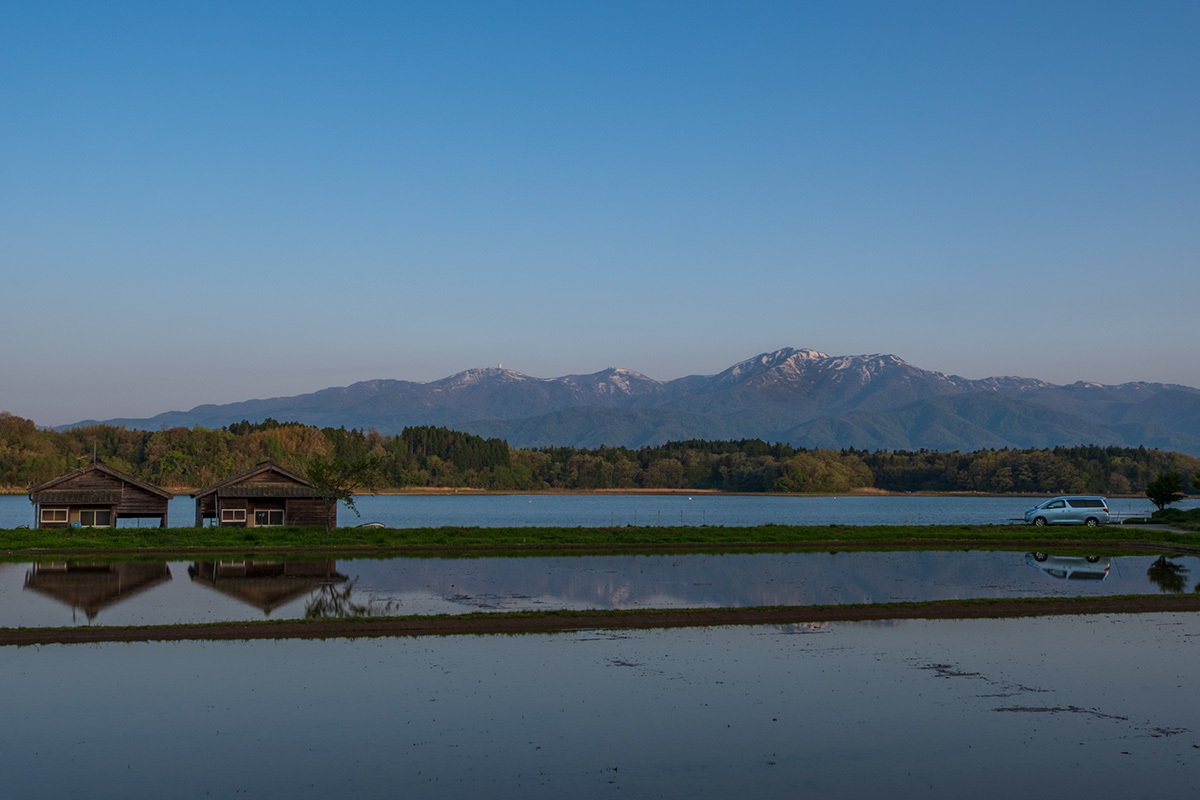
[191,461,333,528]
[28,462,173,529]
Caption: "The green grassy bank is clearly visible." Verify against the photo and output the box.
[3,523,1199,556]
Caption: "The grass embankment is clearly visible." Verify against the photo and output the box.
[3,523,1199,556]
[1150,507,1200,531]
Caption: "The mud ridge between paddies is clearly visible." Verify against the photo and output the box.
[5,595,1199,646]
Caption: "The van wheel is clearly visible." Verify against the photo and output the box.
[1033,552,1049,562]
[1085,517,1098,528]
[1086,556,1100,563]
[1033,517,1047,527]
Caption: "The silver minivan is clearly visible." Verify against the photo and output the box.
[1024,496,1109,527]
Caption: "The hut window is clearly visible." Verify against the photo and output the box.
[40,508,68,523]
[221,508,246,523]
[255,509,284,526]
[79,510,112,527]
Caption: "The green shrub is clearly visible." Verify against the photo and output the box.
[1150,507,1200,531]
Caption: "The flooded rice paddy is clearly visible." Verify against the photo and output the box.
[3,550,1198,628]
[4,494,1198,796]
[3,614,1198,798]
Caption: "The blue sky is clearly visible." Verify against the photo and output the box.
[2,1,1197,427]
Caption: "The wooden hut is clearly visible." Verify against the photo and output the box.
[28,462,173,529]
[191,461,333,528]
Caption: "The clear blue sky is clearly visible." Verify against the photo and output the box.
[3,1,1197,426]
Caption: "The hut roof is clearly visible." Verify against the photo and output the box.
[28,462,173,502]
[33,489,123,505]
[191,460,316,499]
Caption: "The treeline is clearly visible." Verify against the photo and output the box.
[2,412,1198,495]
[859,445,1198,495]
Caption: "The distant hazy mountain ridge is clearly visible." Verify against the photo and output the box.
[69,348,1200,455]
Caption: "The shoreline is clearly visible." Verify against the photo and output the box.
[4,595,1199,646]
[0,485,1164,499]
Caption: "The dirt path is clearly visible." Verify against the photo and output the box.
[5,596,1199,646]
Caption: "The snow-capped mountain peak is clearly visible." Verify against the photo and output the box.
[61,348,1200,457]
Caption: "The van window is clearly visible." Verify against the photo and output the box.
[1046,500,1065,509]
[1068,499,1103,508]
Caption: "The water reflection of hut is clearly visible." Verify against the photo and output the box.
[24,562,172,621]
[28,462,172,529]
[187,560,346,615]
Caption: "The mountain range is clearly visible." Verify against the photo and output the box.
[68,348,1200,455]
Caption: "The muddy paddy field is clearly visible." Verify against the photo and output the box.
[4,612,1198,798]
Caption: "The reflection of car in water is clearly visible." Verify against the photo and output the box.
[1024,496,1110,527]
[1025,553,1110,580]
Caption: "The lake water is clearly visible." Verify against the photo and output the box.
[3,492,1194,529]
[3,615,1197,798]
[4,551,1196,628]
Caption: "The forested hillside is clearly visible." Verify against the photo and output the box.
[66,348,1200,455]
[3,412,1197,495]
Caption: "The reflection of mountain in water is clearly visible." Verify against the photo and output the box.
[24,562,172,621]
[347,551,1200,612]
[188,561,347,615]
[351,552,1016,611]
[343,554,979,609]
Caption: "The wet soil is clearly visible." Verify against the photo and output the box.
[6,595,1199,646]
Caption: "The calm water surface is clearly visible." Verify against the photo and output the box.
[3,614,1197,798]
[5,487,1198,797]
[2,492,1193,528]
[3,551,1196,628]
